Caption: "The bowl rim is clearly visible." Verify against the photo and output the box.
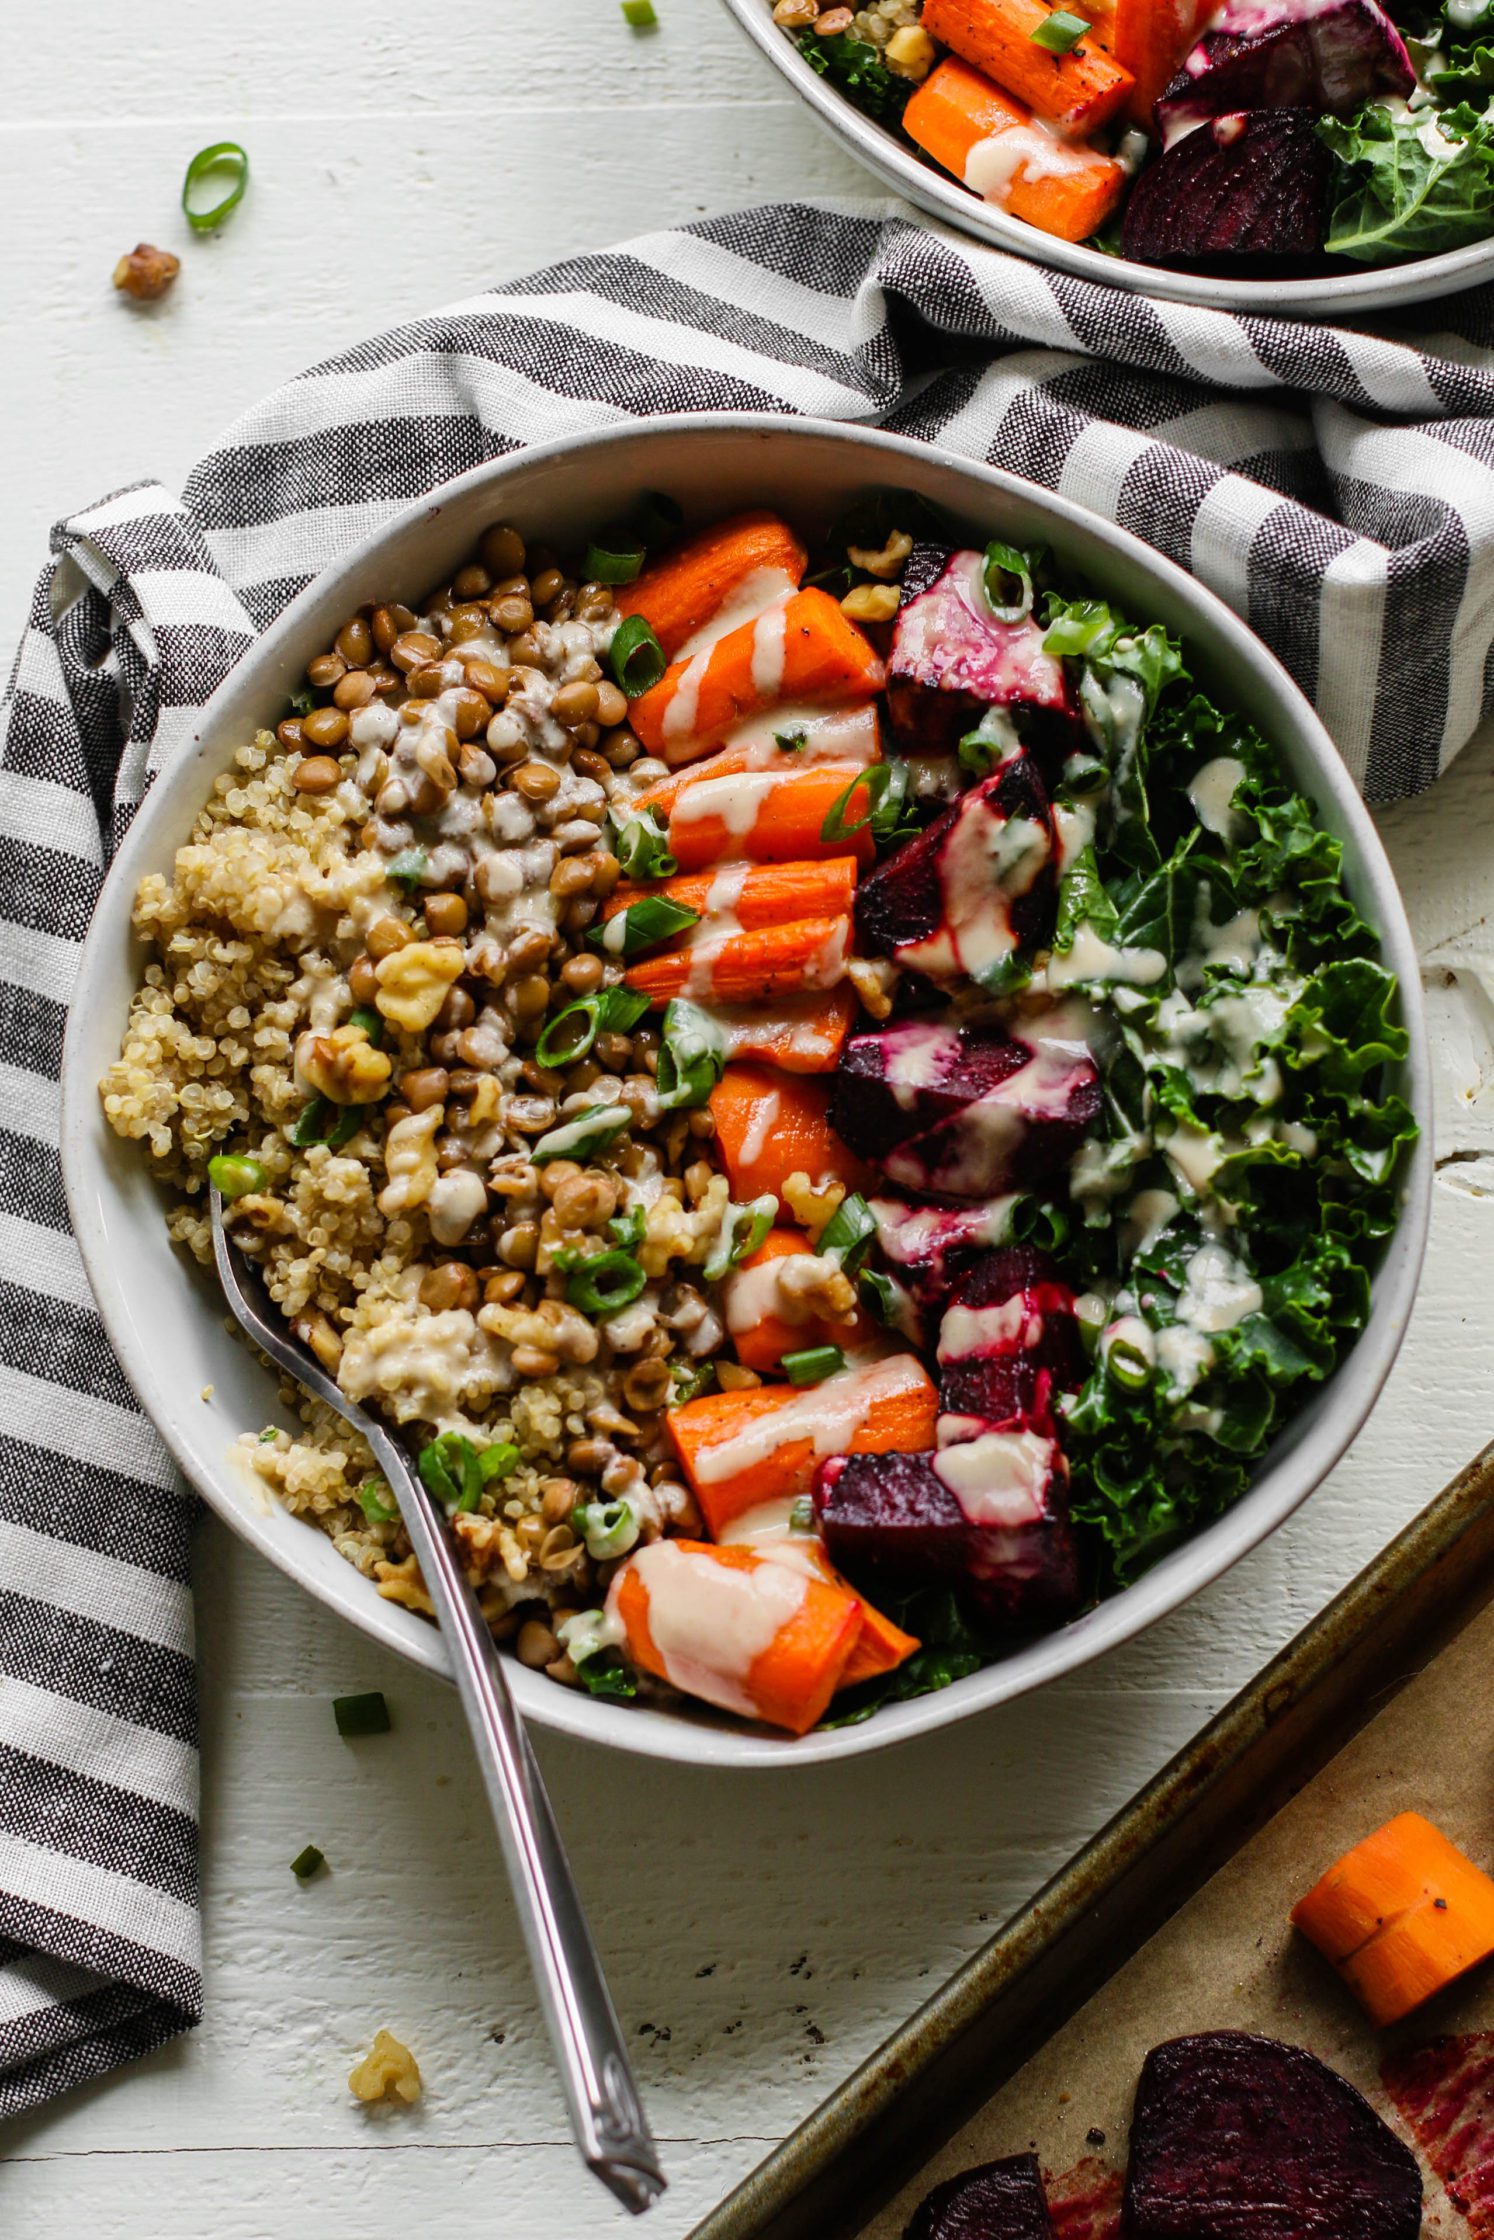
[60,410,1433,1768]
[716,0,1494,318]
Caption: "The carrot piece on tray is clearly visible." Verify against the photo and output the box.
[604,856,859,933]
[624,916,852,1005]
[614,510,808,660]
[667,761,876,872]
[629,587,886,766]
[668,1355,939,1533]
[607,1539,862,1735]
[708,1064,869,1202]
[628,705,882,821]
[921,0,1135,132]
[903,57,1127,242]
[1292,1812,1494,2026]
[720,1227,865,1374]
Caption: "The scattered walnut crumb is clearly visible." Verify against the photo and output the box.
[112,244,180,302]
[349,2027,422,2104]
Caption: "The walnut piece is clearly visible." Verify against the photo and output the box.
[113,244,180,302]
[297,1022,392,1105]
[348,2028,422,2105]
[374,937,466,1032]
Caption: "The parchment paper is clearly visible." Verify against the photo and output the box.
[860,1598,1494,2237]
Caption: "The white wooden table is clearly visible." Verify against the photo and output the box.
[4,5,1493,2232]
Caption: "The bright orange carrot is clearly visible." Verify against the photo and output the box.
[721,1228,864,1374]
[922,0,1134,131]
[667,761,876,872]
[630,587,886,766]
[708,1065,868,1202]
[723,1523,920,1686]
[1292,1813,1494,2026]
[714,987,861,1074]
[668,1356,939,1531]
[608,1539,862,1735]
[1110,0,1205,124]
[614,510,808,659]
[628,705,882,821]
[625,916,851,1006]
[603,857,858,932]
[903,58,1127,243]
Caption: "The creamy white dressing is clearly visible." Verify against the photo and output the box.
[675,567,800,663]
[930,1428,1057,1527]
[1047,922,1168,990]
[896,799,1052,985]
[750,595,791,701]
[737,1086,781,1170]
[884,1024,956,1110]
[937,1293,1034,1363]
[1188,756,1246,842]
[688,1356,929,1487]
[614,1541,808,1719]
[1176,1241,1262,1335]
[670,769,784,833]
[964,118,1098,206]
[870,1193,1020,1267]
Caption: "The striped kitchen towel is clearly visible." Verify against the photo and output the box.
[3,193,1493,2115]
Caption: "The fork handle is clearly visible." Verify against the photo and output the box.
[363,1423,666,2216]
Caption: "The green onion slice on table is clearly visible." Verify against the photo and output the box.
[181,141,250,231]
[333,1692,390,1737]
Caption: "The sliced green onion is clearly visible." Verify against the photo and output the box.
[1029,9,1089,49]
[621,0,657,23]
[289,688,317,718]
[258,1426,280,1443]
[982,539,1037,622]
[1106,1337,1152,1391]
[589,894,699,958]
[821,764,887,843]
[775,730,808,754]
[417,1432,485,1513]
[818,1191,876,1275]
[584,534,646,584]
[333,1692,390,1737]
[479,1441,521,1483]
[572,1498,640,1561]
[703,1193,777,1282]
[613,807,677,881]
[531,1102,632,1165]
[290,1095,372,1150]
[576,1649,639,1700]
[789,1495,816,1533]
[671,1359,717,1402]
[656,996,728,1111]
[182,141,250,233]
[782,1344,845,1386]
[609,1202,646,1250]
[535,985,649,1069]
[347,1004,385,1047]
[609,614,667,699]
[290,1844,326,1880]
[384,846,428,888]
[633,491,683,547]
[357,1479,396,1524]
[208,1153,265,1200]
[859,1265,917,1335]
[566,1249,648,1317]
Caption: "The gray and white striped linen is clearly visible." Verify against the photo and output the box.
[3,194,1492,2113]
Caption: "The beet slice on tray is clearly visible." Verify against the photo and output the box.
[831,1019,1100,1201]
[937,1247,1083,1433]
[1123,2031,1422,2240]
[905,2152,1056,2239]
[1156,0,1413,142]
[887,550,1080,760]
[854,750,1057,986]
[1121,110,1332,268]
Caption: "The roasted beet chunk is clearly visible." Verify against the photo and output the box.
[1157,0,1412,142]
[869,1194,1018,1326]
[815,1436,1080,1626]
[906,2153,1055,2240]
[887,550,1079,760]
[854,751,1057,985]
[937,1248,1083,1431]
[1123,2031,1422,2240]
[831,1017,1099,1202]
[1122,111,1331,268]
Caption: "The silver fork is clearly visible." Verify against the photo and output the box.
[210,1188,666,2215]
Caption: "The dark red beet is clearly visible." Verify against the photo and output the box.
[887,550,1080,759]
[869,1194,1018,1323]
[831,1020,1099,1201]
[1121,111,1331,268]
[937,1249,1083,1431]
[854,751,1057,985]
[906,2153,1056,2240]
[815,1437,1080,1625]
[1156,0,1412,141]
[1123,2031,1422,2240]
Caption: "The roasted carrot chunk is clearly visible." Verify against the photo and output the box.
[608,1539,862,1735]
[625,916,852,1006]
[668,1356,939,1532]
[731,1526,921,1687]
[904,58,1127,242]
[1110,0,1205,124]
[603,857,859,932]
[630,587,885,766]
[721,1227,864,1374]
[667,761,876,872]
[708,1065,868,1202]
[714,987,861,1074]
[1292,1813,1494,2026]
[922,0,1135,132]
[614,510,808,659]
[628,706,881,822]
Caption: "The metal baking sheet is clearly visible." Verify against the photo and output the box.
[692,1437,1494,2240]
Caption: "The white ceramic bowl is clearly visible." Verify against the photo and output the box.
[719,0,1494,317]
[61,415,1432,1765]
